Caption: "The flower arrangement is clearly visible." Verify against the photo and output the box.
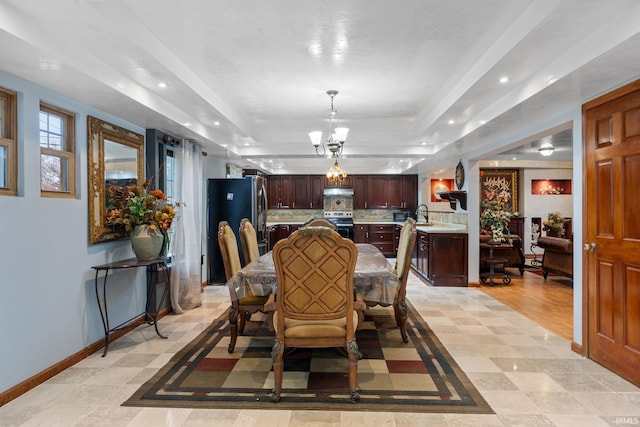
[105,179,176,236]
[480,175,513,242]
[480,205,512,243]
[543,211,565,235]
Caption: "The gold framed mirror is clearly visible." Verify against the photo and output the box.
[88,116,144,244]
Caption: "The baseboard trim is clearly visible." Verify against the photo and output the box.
[571,341,584,355]
[0,307,172,407]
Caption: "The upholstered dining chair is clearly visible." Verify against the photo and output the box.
[302,217,337,230]
[239,218,260,265]
[218,221,269,353]
[364,218,417,343]
[265,226,364,402]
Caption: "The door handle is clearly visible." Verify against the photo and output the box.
[583,242,596,251]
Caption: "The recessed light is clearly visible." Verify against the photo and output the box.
[448,119,455,125]
[499,76,509,84]
[213,121,220,126]
[420,142,427,146]
[158,82,167,88]
[244,142,250,146]
[183,122,191,127]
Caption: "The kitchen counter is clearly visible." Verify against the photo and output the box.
[267,220,467,234]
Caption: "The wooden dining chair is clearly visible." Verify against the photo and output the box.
[364,218,417,343]
[218,221,269,353]
[266,226,364,402]
[239,218,260,265]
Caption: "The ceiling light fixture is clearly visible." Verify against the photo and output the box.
[326,159,347,183]
[539,142,555,156]
[308,90,349,158]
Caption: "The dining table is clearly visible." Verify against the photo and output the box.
[226,243,399,304]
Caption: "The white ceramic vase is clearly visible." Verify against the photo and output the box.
[130,225,164,260]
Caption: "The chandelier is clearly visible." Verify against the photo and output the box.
[308,90,349,158]
[326,159,347,183]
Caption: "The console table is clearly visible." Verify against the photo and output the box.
[91,258,170,356]
[479,242,513,286]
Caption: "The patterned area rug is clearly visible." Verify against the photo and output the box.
[123,302,493,413]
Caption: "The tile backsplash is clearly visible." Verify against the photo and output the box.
[267,209,468,224]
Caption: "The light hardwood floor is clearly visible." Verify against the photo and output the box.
[478,267,574,341]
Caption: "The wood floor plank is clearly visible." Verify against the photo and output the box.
[478,268,573,341]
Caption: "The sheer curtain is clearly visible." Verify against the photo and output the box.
[170,140,203,313]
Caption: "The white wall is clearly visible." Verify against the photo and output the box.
[0,71,151,393]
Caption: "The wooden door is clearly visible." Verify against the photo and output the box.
[583,80,640,387]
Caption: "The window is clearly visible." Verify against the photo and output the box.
[0,87,18,196]
[40,103,76,197]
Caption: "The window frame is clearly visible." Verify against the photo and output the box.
[0,87,18,196]
[39,102,76,198]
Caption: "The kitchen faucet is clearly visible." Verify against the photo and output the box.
[416,204,429,224]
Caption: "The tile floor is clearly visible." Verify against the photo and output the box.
[1,273,639,427]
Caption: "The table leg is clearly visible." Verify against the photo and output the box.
[95,269,111,357]
[145,263,168,339]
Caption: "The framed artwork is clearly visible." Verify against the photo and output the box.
[430,179,454,202]
[531,179,572,195]
[480,169,519,213]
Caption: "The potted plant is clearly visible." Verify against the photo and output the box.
[543,211,565,237]
[105,180,176,260]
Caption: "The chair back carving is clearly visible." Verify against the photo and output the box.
[218,221,242,281]
[239,218,260,265]
[272,227,357,322]
[302,217,337,230]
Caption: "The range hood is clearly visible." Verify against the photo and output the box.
[323,188,354,196]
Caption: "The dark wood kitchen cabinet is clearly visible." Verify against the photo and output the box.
[366,176,390,209]
[387,175,418,210]
[309,175,324,208]
[368,224,395,255]
[291,175,324,209]
[352,175,368,209]
[268,175,292,209]
[354,224,368,243]
[269,175,323,209]
[412,231,468,286]
[352,175,418,210]
[428,233,468,286]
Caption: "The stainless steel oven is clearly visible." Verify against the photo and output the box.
[324,211,354,240]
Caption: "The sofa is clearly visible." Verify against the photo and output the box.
[536,236,573,279]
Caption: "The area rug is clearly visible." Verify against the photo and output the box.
[123,302,493,414]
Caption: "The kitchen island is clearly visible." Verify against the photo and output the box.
[412,223,468,287]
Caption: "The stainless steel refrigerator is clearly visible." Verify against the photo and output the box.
[207,176,267,284]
